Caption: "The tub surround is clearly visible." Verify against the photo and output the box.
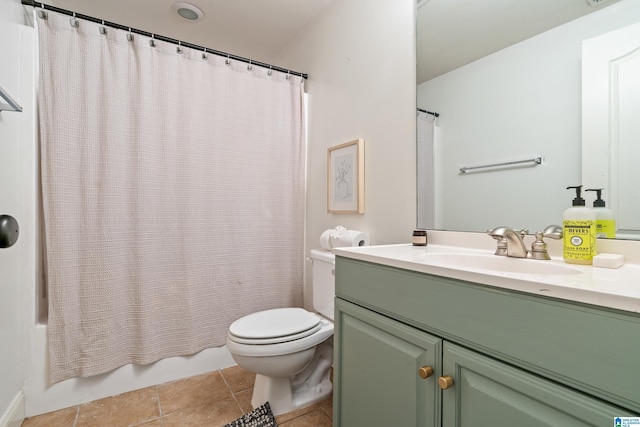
[333,230,640,313]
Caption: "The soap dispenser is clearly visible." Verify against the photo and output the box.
[563,186,596,265]
[586,188,616,238]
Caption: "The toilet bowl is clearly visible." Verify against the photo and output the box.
[226,249,335,416]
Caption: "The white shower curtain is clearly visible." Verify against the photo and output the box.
[417,112,436,229]
[37,12,305,383]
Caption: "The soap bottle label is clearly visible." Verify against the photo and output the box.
[563,220,596,262]
[596,219,616,239]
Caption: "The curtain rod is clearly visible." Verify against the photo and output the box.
[21,0,309,80]
[417,108,439,117]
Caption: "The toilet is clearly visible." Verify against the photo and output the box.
[226,249,335,416]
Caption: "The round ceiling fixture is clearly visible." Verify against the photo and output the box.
[171,2,204,22]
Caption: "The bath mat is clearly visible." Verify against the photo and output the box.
[224,402,278,427]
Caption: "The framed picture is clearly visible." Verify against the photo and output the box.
[327,139,364,214]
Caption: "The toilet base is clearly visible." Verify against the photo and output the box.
[250,340,333,416]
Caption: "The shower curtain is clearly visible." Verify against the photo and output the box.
[417,112,436,229]
[37,12,305,384]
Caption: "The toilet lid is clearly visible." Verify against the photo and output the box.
[229,307,320,340]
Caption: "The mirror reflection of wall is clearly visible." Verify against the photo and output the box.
[417,0,640,240]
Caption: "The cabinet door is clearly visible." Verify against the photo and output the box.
[334,299,442,427]
[441,342,635,427]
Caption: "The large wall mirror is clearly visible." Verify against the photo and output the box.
[417,0,640,240]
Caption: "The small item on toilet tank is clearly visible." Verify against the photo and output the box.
[412,229,427,246]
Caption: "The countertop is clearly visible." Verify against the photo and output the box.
[332,243,640,313]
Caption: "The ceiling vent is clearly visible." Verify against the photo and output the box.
[171,2,204,21]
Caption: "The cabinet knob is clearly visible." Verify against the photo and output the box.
[418,365,434,379]
[438,375,454,390]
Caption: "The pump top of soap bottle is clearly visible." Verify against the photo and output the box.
[566,185,586,206]
[585,188,606,207]
[563,185,596,264]
[585,188,616,238]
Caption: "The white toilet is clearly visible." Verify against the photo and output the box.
[226,249,335,416]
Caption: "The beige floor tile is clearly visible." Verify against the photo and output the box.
[274,395,332,425]
[232,388,254,414]
[162,397,242,427]
[278,408,332,427]
[76,387,160,427]
[220,365,255,394]
[21,406,78,427]
[157,371,233,416]
[317,394,333,420]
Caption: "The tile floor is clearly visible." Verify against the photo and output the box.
[21,366,333,427]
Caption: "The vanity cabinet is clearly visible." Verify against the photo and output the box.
[333,256,639,426]
[335,299,442,427]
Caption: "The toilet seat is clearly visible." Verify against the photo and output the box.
[226,308,334,357]
[229,308,321,343]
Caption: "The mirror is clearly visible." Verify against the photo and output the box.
[416,0,640,240]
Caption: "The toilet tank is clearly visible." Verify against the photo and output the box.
[309,249,335,321]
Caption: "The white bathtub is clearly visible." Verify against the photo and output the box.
[22,324,235,417]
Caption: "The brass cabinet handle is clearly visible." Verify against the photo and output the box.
[418,365,434,379]
[438,375,454,390]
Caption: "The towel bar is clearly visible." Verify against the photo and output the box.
[0,85,22,112]
[460,157,542,174]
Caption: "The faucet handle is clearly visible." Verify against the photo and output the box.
[487,226,511,256]
[487,226,510,237]
[530,226,562,260]
[530,231,550,260]
[542,225,562,240]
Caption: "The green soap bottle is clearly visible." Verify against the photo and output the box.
[563,186,596,265]
[586,188,616,239]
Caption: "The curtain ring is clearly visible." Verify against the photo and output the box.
[149,34,156,48]
[267,66,272,76]
[37,4,48,20]
[126,27,134,42]
[99,20,107,35]
[225,54,231,66]
[176,41,183,54]
[70,12,79,28]
[247,60,252,71]
[202,47,207,60]
[286,70,291,80]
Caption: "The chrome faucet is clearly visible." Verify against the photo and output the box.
[487,227,529,258]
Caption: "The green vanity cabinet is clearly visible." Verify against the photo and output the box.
[333,256,639,427]
[334,299,442,427]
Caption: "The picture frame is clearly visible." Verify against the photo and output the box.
[327,139,364,214]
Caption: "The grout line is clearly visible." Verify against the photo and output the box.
[218,369,246,414]
[71,405,80,427]
[154,386,164,420]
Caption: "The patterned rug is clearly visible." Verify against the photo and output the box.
[224,402,278,427]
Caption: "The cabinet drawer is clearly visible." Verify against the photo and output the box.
[335,256,640,412]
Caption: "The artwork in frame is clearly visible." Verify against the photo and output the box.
[327,139,364,214]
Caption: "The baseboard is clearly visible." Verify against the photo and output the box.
[0,391,25,427]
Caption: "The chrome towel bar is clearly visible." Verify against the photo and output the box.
[0,85,22,112]
[460,156,542,174]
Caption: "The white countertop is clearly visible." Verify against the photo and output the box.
[332,243,640,314]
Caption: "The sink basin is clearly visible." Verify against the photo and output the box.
[417,253,582,276]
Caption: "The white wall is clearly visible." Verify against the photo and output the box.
[273,0,417,307]
[418,0,640,234]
